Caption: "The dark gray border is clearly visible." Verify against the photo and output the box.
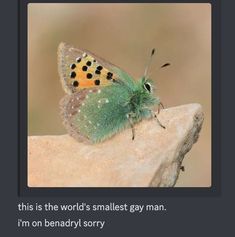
[2,0,235,235]
[19,0,220,196]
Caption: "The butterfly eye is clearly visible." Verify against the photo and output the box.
[144,82,152,93]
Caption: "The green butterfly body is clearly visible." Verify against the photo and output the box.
[58,43,161,143]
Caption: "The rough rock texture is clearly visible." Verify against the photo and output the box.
[28,103,204,187]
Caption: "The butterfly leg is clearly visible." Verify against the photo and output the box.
[157,102,165,114]
[151,110,166,129]
[155,114,166,129]
[127,113,135,140]
[130,122,135,140]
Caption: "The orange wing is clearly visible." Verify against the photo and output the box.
[58,42,119,94]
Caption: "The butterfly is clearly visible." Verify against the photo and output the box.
[58,42,166,144]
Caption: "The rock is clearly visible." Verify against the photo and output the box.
[28,103,204,187]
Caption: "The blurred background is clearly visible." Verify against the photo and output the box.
[28,3,211,187]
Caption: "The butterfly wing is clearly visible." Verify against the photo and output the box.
[60,89,93,143]
[58,42,136,143]
[60,84,132,144]
[58,42,128,94]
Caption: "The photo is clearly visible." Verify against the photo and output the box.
[28,3,211,188]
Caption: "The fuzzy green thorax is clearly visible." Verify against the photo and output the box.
[126,77,160,122]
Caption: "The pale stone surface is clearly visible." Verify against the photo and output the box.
[28,103,204,187]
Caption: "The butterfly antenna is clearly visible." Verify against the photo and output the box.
[160,63,171,68]
[147,62,171,79]
[143,48,156,80]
